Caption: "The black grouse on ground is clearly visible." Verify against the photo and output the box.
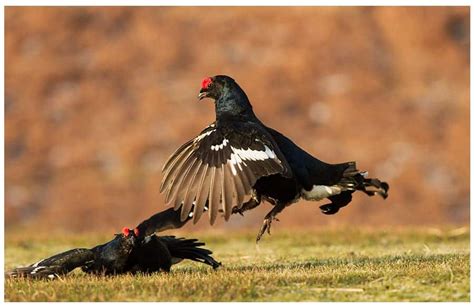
[7,218,220,279]
[160,75,389,241]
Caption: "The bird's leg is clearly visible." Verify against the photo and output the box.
[231,193,261,216]
[319,192,353,215]
[256,202,286,243]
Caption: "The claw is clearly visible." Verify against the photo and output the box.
[256,218,274,243]
[256,203,286,243]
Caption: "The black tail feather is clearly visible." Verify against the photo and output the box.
[160,236,221,269]
[341,162,389,198]
[320,162,389,215]
[362,178,389,198]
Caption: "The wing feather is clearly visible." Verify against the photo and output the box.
[162,139,193,174]
[168,156,197,209]
[160,122,291,224]
[175,158,201,208]
[222,164,235,220]
[193,165,211,223]
[236,163,252,194]
[242,163,257,187]
[180,160,204,221]
[208,167,222,225]
[161,144,195,198]
[232,168,245,208]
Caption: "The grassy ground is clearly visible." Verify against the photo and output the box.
[4,227,470,302]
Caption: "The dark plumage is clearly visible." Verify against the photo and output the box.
[125,235,219,273]
[6,216,220,279]
[161,75,389,241]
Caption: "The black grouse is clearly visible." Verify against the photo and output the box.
[160,75,389,241]
[7,221,220,279]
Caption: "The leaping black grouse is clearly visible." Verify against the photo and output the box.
[160,75,389,241]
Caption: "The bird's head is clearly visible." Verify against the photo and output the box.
[118,227,140,247]
[117,227,140,246]
[198,75,236,101]
[198,75,254,119]
[108,227,139,255]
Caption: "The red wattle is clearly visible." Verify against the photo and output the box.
[201,77,212,90]
[122,227,130,236]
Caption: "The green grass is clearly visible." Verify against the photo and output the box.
[4,227,470,301]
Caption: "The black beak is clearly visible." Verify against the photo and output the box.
[198,89,207,100]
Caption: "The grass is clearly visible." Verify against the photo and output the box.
[4,227,470,302]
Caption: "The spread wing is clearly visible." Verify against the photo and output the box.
[6,248,94,279]
[160,122,291,225]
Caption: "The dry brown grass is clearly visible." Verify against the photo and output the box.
[5,227,470,301]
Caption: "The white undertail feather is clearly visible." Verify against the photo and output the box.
[302,185,344,201]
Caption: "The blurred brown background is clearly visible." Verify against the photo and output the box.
[5,7,470,233]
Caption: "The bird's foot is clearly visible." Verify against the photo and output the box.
[256,217,279,243]
[231,206,245,216]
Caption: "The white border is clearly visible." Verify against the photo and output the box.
[1,1,473,6]
[1,3,5,306]
[2,2,472,306]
